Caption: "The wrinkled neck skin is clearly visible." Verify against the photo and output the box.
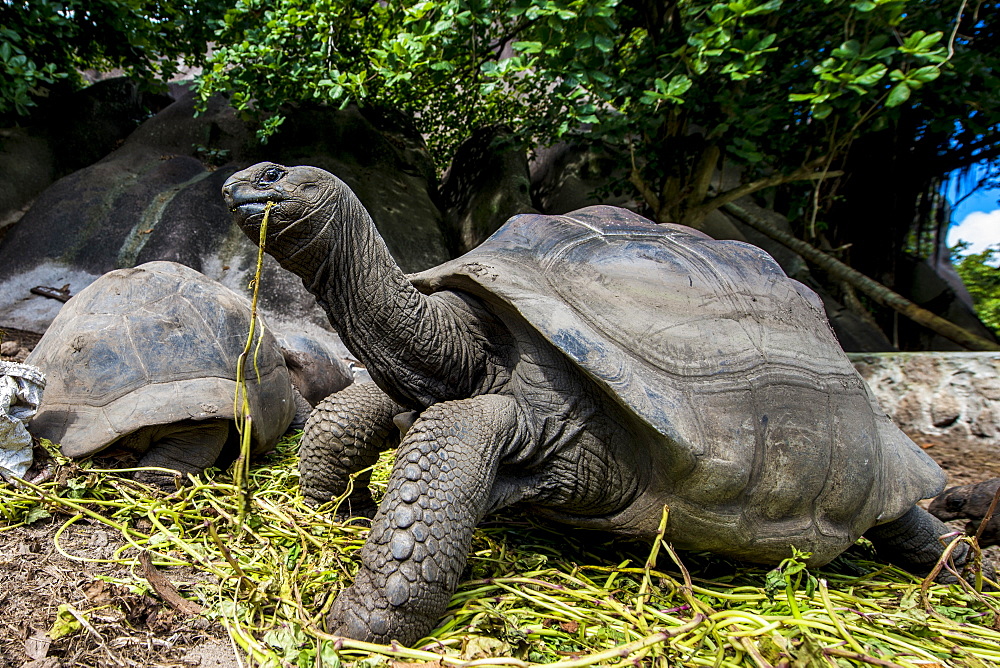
[274,187,501,410]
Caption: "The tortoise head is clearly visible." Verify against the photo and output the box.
[223,162,349,259]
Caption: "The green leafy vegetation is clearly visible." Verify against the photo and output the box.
[953,244,1000,337]
[194,0,999,229]
[2,438,999,667]
[0,0,226,116]
[191,0,1000,342]
[4,0,999,338]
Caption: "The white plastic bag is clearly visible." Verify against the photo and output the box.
[0,361,45,480]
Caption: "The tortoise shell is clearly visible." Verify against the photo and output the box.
[411,206,945,563]
[27,261,295,457]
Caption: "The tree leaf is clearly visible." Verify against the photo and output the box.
[854,63,887,86]
[910,65,940,84]
[667,74,693,97]
[594,34,614,52]
[832,39,861,58]
[745,0,783,17]
[513,40,543,54]
[917,31,944,51]
[886,82,911,107]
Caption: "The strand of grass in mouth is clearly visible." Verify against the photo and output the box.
[233,200,274,528]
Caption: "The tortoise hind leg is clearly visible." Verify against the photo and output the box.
[864,505,995,582]
[299,382,403,514]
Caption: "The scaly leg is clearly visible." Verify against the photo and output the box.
[864,505,996,582]
[299,382,403,514]
[326,394,526,645]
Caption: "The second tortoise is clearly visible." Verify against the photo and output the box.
[26,261,298,484]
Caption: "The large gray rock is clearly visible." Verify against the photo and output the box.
[0,85,449,336]
[817,291,895,352]
[0,90,250,332]
[530,140,638,214]
[0,78,165,236]
[439,126,535,254]
[0,128,52,234]
[892,255,997,351]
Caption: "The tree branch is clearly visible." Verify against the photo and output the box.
[722,200,1000,352]
[685,145,721,216]
[686,158,843,223]
[629,145,661,213]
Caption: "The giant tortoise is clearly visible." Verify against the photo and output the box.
[26,261,297,484]
[223,162,959,646]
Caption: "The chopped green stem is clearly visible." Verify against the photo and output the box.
[233,199,274,526]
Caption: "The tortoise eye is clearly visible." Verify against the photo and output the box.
[260,166,284,184]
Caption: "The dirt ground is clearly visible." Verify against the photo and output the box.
[0,520,237,668]
[2,329,999,667]
[0,328,41,363]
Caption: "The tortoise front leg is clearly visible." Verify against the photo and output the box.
[299,382,403,514]
[327,394,526,646]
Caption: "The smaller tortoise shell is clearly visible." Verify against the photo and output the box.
[27,261,295,457]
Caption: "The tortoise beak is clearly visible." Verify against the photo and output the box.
[223,188,266,214]
[222,182,282,218]
[222,186,238,211]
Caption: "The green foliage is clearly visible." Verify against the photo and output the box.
[764,547,818,618]
[0,0,227,117]
[262,623,341,667]
[953,243,1000,336]
[199,0,630,155]
[195,0,1000,229]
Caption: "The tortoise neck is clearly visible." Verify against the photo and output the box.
[299,189,488,409]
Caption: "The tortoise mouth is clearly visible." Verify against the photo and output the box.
[224,183,286,213]
[229,200,269,216]
[228,193,284,211]
[227,196,284,240]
